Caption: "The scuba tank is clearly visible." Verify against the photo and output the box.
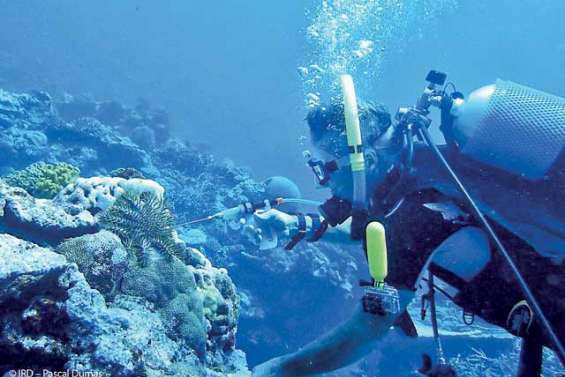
[449,79,565,180]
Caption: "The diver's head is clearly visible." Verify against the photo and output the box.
[305,99,401,200]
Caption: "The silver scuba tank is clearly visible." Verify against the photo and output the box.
[450,79,565,180]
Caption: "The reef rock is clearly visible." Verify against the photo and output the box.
[0,232,249,377]
[0,176,167,245]
[0,181,96,244]
[0,89,157,177]
[0,89,53,129]
[0,127,48,168]
[0,233,177,374]
[44,117,151,173]
[54,176,165,215]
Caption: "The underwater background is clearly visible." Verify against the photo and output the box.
[0,0,564,376]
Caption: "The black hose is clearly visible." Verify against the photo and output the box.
[518,335,544,377]
[418,126,565,367]
[406,125,414,172]
[421,278,456,302]
[428,272,446,365]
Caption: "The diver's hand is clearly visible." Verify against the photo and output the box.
[254,208,297,236]
[242,209,297,247]
[252,356,286,377]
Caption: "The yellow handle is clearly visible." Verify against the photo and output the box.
[340,74,365,173]
[366,221,388,285]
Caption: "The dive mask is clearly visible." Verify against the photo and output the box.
[303,150,351,187]
[303,148,378,188]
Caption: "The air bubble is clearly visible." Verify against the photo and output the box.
[297,66,309,78]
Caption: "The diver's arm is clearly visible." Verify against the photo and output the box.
[254,289,415,377]
[317,216,356,245]
[250,209,358,248]
[290,214,357,246]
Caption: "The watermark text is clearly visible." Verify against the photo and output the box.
[7,370,105,377]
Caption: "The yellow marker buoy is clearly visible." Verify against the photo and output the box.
[366,221,388,286]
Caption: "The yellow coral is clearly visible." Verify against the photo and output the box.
[4,162,80,199]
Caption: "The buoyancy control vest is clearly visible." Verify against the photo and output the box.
[372,144,565,348]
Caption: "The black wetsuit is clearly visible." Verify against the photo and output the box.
[382,188,469,289]
[375,186,564,351]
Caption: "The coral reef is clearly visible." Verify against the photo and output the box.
[0,89,156,177]
[110,167,146,179]
[45,116,151,173]
[0,152,250,375]
[56,230,129,300]
[0,180,97,244]
[121,251,240,365]
[56,95,171,145]
[153,138,264,222]
[0,176,165,245]
[53,218,242,369]
[99,190,183,265]
[0,234,248,376]
[0,89,53,130]
[54,176,164,216]
[3,161,80,199]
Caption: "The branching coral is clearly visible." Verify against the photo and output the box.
[3,161,80,199]
[98,190,183,265]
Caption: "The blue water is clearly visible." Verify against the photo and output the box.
[0,1,564,376]
[2,0,564,196]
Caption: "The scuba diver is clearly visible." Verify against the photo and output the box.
[194,71,564,376]
[246,72,565,377]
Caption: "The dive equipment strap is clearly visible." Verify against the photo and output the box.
[306,214,328,242]
[285,214,329,250]
[285,213,307,250]
[507,300,534,337]
[309,219,328,242]
[462,310,475,326]
[309,213,321,233]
